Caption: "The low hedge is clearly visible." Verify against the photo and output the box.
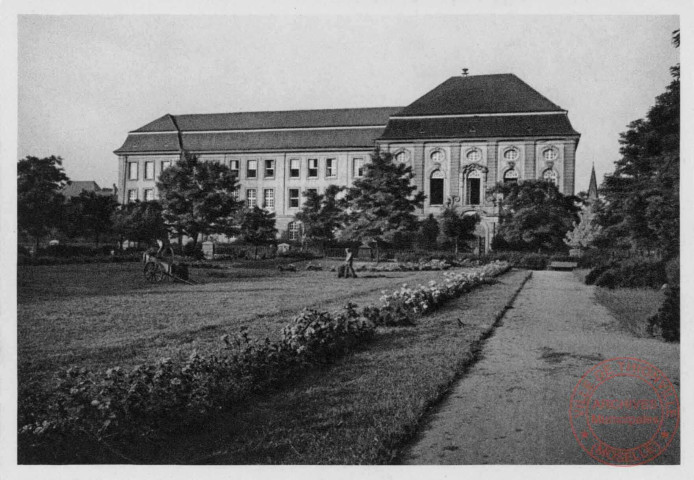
[18,253,143,266]
[586,258,667,289]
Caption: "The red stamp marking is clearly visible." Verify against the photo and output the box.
[569,357,679,466]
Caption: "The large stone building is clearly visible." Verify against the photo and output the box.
[114,73,580,251]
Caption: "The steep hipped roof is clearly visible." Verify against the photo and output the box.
[380,114,579,140]
[116,107,403,154]
[396,74,564,116]
[62,181,100,198]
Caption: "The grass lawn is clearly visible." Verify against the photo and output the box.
[97,270,531,464]
[575,269,665,338]
[18,260,472,391]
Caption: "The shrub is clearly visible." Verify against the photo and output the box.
[665,257,679,287]
[516,253,550,270]
[589,259,666,289]
[648,286,679,342]
[585,263,613,285]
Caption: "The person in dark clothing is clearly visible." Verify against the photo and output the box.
[344,247,358,278]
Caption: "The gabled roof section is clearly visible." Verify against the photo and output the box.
[396,74,564,116]
[116,107,403,154]
[133,114,178,132]
[130,107,403,133]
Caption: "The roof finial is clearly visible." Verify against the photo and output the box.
[462,68,469,77]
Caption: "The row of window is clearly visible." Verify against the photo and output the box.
[229,157,365,180]
[127,188,156,203]
[128,160,171,181]
[394,146,559,164]
[243,188,318,209]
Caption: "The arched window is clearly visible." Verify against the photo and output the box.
[430,170,445,205]
[394,151,407,163]
[288,221,302,241]
[503,169,519,185]
[466,169,483,205]
[543,169,558,185]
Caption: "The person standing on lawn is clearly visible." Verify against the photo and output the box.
[345,247,358,278]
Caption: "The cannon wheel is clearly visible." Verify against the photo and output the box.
[144,261,165,283]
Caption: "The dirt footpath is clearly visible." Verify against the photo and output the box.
[402,270,680,465]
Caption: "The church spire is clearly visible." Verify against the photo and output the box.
[588,163,598,202]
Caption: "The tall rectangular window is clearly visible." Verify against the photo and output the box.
[263,189,275,209]
[308,158,318,178]
[246,188,257,208]
[247,160,257,179]
[231,188,239,201]
[127,189,137,203]
[161,160,171,173]
[325,158,336,178]
[289,188,300,208]
[230,160,239,177]
[128,162,138,180]
[289,158,300,178]
[353,158,364,178]
[144,161,154,180]
[264,159,275,178]
[144,189,155,201]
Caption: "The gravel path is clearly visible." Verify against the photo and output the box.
[402,270,680,465]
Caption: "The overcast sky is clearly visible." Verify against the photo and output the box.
[17,14,679,192]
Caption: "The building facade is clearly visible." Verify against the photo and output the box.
[114,74,580,251]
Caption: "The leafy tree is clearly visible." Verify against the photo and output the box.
[157,151,241,248]
[66,191,118,246]
[239,206,278,258]
[438,209,478,254]
[17,155,70,249]
[564,204,602,251]
[595,34,679,258]
[492,180,580,253]
[111,201,167,248]
[341,148,425,258]
[417,214,440,248]
[294,185,345,247]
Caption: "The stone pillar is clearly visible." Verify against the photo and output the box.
[564,140,577,195]
[524,141,536,180]
[449,142,461,201]
[486,141,498,191]
[202,241,215,260]
[413,143,425,213]
[117,156,127,204]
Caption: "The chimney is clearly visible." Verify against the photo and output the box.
[462,68,469,77]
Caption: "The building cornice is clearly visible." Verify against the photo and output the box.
[388,111,568,120]
[127,125,388,135]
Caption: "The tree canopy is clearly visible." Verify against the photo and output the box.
[239,206,278,256]
[595,44,679,258]
[66,191,118,246]
[294,185,345,245]
[17,155,70,248]
[492,180,580,252]
[341,148,425,246]
[438,208,478,254]
[157,151,241,247]
[111,201,168,246]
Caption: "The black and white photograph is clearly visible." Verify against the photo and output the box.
[1,0,690,478]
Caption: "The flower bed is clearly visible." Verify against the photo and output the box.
[363,261,510,326]
[19,261,509,461]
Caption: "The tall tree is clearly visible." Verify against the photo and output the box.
[17,155,70,250]
[294,185,345,247]
[239,206,278,258]
[564,204,602,251]
[596,31,679,258]
[418,214,440,248]
[157,151,241,248]
[438,209,478,254]
[341,148,425,256]
[66,191,118,246]
[111,201,167,248]
[492,180,580,252]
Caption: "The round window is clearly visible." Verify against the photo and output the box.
[503,148,519,161]
[466,149,482,162]
[543,148,558,161]
[430,150,445,163]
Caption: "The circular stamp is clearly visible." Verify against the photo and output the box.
[569,357,679,466]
